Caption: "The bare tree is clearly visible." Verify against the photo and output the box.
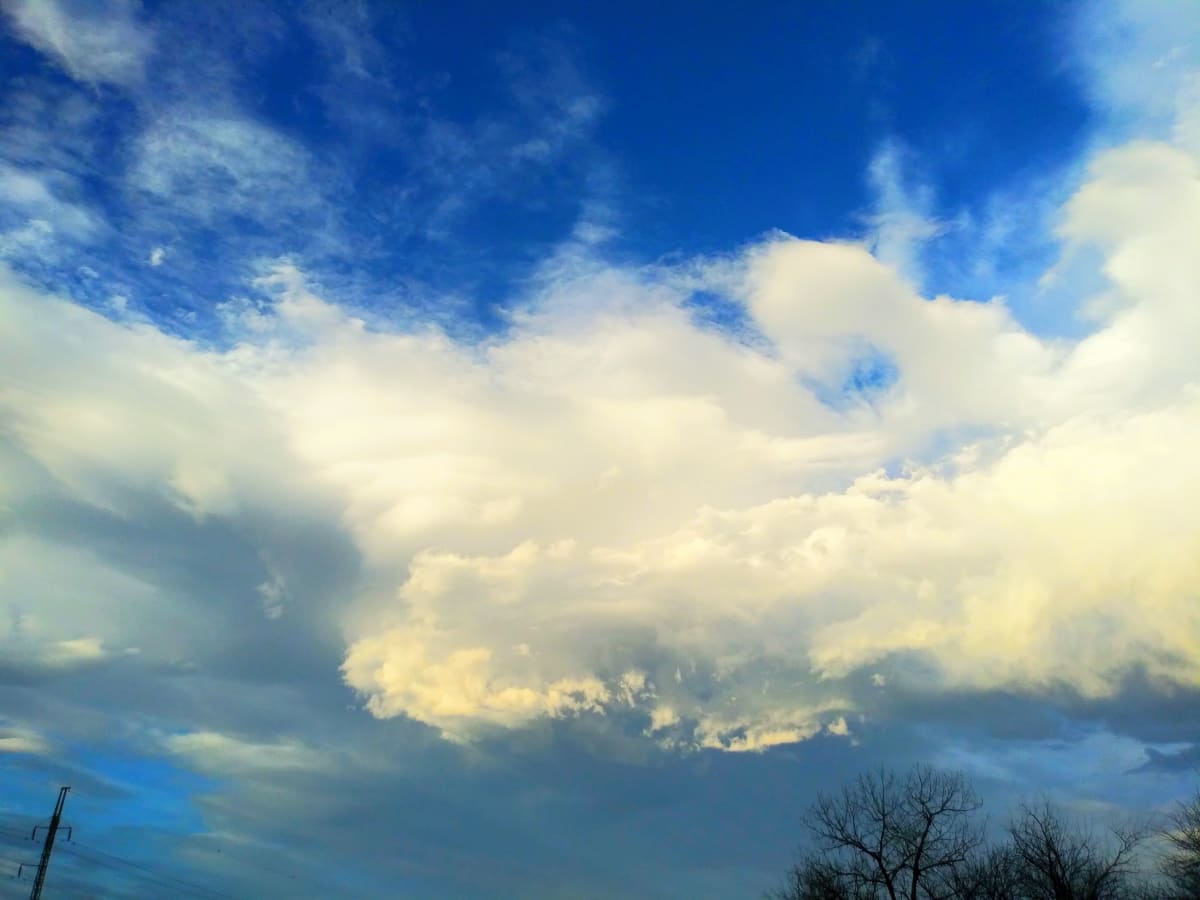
[768,853,872,900]
[1006,801,1145,900]
[1159,790,1200,899]
[795,765,984,900]
[945,845,1021,900]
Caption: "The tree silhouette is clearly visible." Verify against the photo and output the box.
[1005,800,1144,900]
[768,854,874,900]
[1160,789,1200,900]
[773,765,984,900]
[767,767,1180,900]
[945,845,1021,900]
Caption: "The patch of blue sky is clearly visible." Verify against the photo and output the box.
[579,1,1090,257]
[931,727,1200,819]
[0,741,215,899]
[842,350,899,397]
[0,0,1101,349]
[800,345,900,412]
[680,288,757,337]
[891,141,1102,339]
[42,747,212,839]
[0,17,596,341]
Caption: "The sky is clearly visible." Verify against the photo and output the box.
[0,0,1199,897]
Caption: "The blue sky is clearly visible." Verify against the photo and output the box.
[2,0,1200,897]
[0,0,1093,333]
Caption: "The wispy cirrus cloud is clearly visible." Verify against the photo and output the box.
[862,140,945,285]
[166,730,331,775]
[0,0,610,338]
[129,112,324,226]
[1,0,153,87]
[0,162,101,239]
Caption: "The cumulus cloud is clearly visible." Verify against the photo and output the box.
[1,0,153,87]
[3,76,1198,758]
[1,0,1198,763]
[3,4,1196,897]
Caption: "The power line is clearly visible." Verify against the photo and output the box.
[58,842,237,900]
[7,819,239,898]
[5,800,244,899]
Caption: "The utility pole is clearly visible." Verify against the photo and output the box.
[27,786,70,900]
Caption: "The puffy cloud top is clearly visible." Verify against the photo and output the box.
[4,107,1199,752]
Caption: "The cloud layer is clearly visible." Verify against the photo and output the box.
[2,2,1200,895]
[3,93,1198,755]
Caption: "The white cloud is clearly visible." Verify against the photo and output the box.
[0,533,186,667]
[2,0,153,87]
[864,140,944,284]
[0,735,46,753]
[166,731,330,775]
[0,160,100,241]
[130,113,318,224]
[0,721,48,755]
[826,716,850,737]
[647,705,679,732]
[0,217,54,260]
[257,568,288,620]
[343,636,612,739]
[148,245,166,266]
[40,635,109,665]
[2,25,1199,755]
[1071,0,1200,142]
